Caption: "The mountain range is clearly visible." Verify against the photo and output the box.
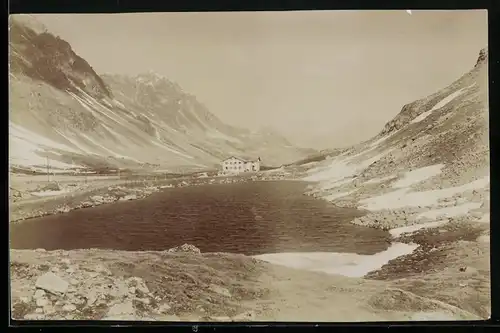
[8,14,315,174]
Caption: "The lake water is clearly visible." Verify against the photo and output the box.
[9,181,391,256]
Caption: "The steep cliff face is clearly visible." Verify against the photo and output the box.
[8,15,314,174]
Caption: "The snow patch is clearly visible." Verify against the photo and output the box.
[150,140,194,159]
[10,123,79,154]
[392,164,444,188]
[364,175,396,185]
[416,202,482,220]
[477,234,490,243]
[304,149,392,183]
[411,85,473,124]
[9,124,79,169]
[51,130,88,154]
[253,242,418,278]
[100,124,128,146]
[112,99,125,109]
[207,130,242,143]
[31,189,69,197]
[80,134,119,156]
[79,133,142,163]
[389,220,449,238]
[478,213,490,223]
[320,177,356,191]
[368,129,402,148]
[325,190,356,202]
[359,176,490,211]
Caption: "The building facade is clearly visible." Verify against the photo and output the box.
[221,156,261,175]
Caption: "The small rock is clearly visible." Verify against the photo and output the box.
[66,267,75,274]
[88,272,99,278]
[36,298,49,307]
[33,289,46,299]
[119,194,137,201]
[35,308,44,314]
[128,287,136,294]
[459,266,467,272]
[43,305,56,315]
[107,301,135,316]
[135,298,150,305]
[167,243,201,254]
[90,195,104,202]
[70,278,79,285]
[74,297,86,305]
[96,299,108,306]
[35,272,69,295]
[20,296,31,303]
[56,205,71,214]
[86,292,98,306]
[157,303,171,313]
[94,264,112,275]
[470,211,484,219]
[209,285,231,298]
[127,277,149,294]
[61,259,71,265]
[62,304,77,312]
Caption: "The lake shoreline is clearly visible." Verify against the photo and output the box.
[10,178,383,256]
[9,172,295,224]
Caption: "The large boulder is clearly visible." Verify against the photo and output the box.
[35,272,69,295]
[167,244,201,254]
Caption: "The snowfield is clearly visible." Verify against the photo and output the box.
[254,242,419,278]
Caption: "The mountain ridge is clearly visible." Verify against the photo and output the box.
[8,14,315,174]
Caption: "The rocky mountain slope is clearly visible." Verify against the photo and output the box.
[302,47,489,219]
[8,14,314,174]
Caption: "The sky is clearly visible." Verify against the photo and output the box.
[33,10,487,150]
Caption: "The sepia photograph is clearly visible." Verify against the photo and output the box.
[8,10,490,322]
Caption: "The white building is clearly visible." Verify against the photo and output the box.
[220,156,261,175]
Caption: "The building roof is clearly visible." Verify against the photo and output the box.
[222,155,259,162]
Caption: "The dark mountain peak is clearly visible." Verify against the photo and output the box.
[9,15,111,99]
[475,47,488,67]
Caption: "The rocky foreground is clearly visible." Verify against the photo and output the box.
[10,234,489,322]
